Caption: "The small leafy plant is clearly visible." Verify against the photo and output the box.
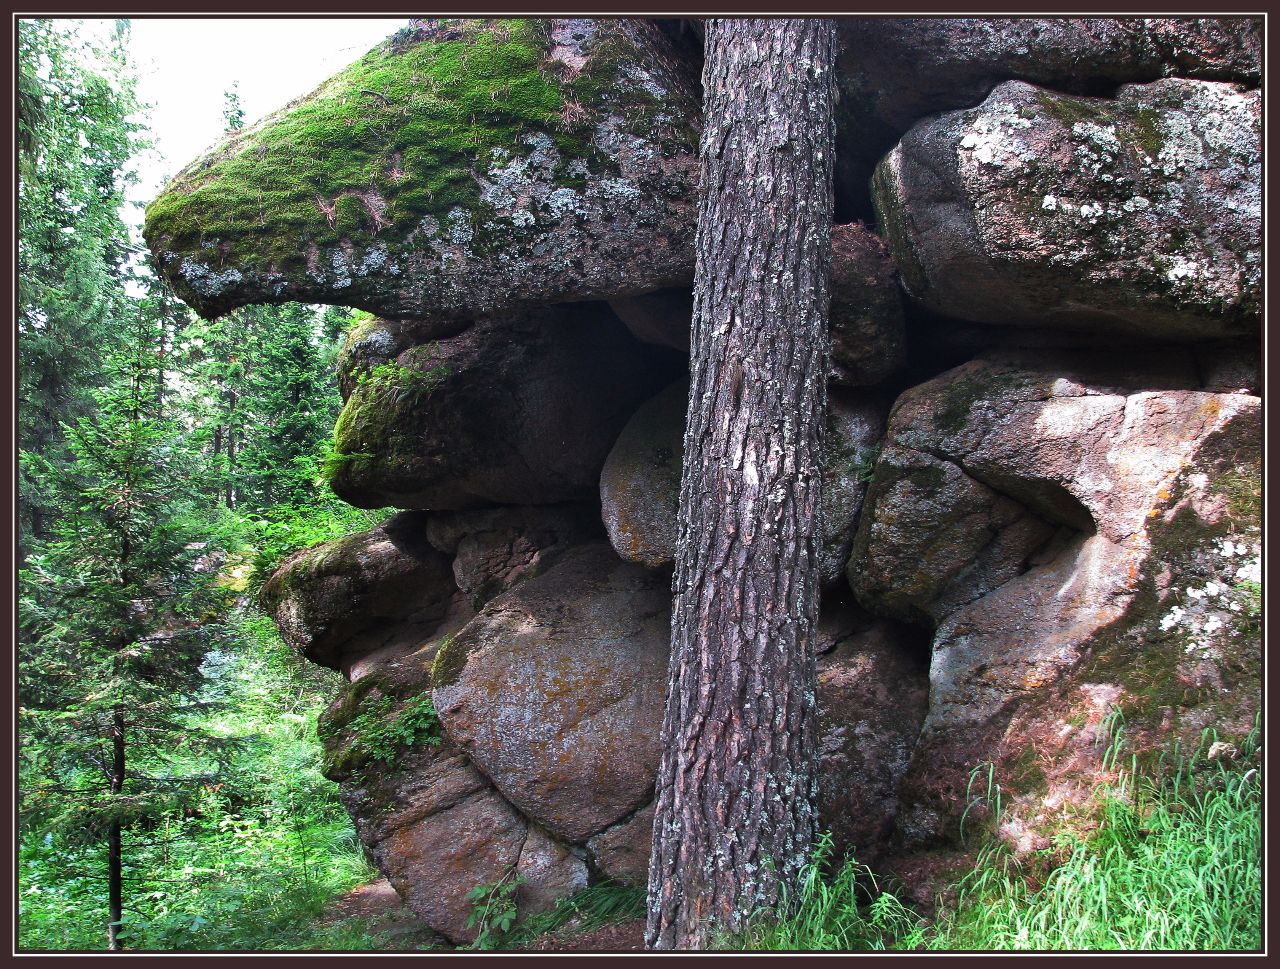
[853,444,882,486]
[343,691,443,768]
[466,870,525,950]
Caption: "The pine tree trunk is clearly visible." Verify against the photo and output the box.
[645,17,837,951]
[107,703,125,951]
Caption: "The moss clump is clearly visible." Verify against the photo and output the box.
[1129,107,1166,161]
[326,347,450,482]
[871,154,930,295]
[144,18,693,295]
[430,633,473,690]
[145,19,566,278]
[932,366,1030,435]
[319,683,443,778]
[1034,91,1122,131]
[1211,466,1261,526]
[1035,91,1167,165]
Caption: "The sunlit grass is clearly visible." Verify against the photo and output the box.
[721,718,1262,952]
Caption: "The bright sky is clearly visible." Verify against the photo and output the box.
[122,17,411,225]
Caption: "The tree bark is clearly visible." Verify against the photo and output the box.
[646,17,837,951]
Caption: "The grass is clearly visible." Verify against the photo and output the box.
[720,718,1262,952]
[465,880,648,951]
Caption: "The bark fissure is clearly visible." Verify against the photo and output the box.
[646,18,837,950]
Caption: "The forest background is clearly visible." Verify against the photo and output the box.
[16,18,402,950]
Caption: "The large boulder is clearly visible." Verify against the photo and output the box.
[600,381,887,587]
[431,544,671,844]
[328,304,682,510]
[873,79,1260,341]
[833,17,1261,216]
[261,511,457,676]
[144,18,701,322]
[318,643,587,944]
[598,381,685,569]
[838,18,1260,138]
[847,351,1261,845]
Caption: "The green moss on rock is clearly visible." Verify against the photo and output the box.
[145,20,567,280]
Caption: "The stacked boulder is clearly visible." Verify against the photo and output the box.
[147,16,1261,942]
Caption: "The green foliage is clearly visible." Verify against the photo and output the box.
[720,723,1262,952]
[923,722,1262,951]
[722,833,920,951]
[17,18,146,552]
[18,613,383,951]
[473,881,647,951]
[19,18,412,953]
[342,692,443,768]
[466,871,525,951]
[852,444,881,486]
[245,501,391,594]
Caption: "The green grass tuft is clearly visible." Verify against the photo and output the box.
[720,721,1262,952]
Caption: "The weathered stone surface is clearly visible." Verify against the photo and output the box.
[820,393,889,589]
[432,544,672,843]
[600,381,885,585]
[838,17,1261,137]
[515,825,590,914]
[585,804,655,886]
[815,599,929,865]
[424,503,604,609]
[261,512,456,675]
[847,351,1260,845]
[608,288,693,350]
[329,304,681,510]
[828,224,906,387]
[145,18,701,322]
[318,641,590,943]
[873,79,1260,341]
[382,787,529,944]
[599,380,684,569]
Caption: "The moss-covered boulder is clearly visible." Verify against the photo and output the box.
[845,351,1260,847]
[327,303,682,510]
[873,78,1260,341]
[144,18,701,321]
[260,511,459,676]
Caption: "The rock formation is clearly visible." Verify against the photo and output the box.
[146,15,1262,944]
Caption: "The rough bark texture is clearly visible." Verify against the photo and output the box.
[645,18,837,951]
